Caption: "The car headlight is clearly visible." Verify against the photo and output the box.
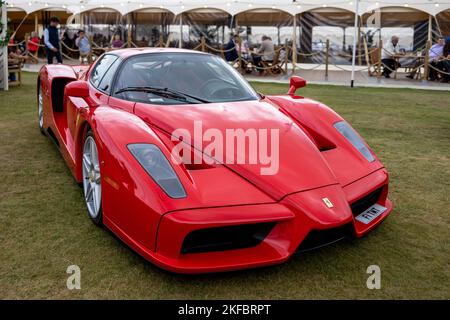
[128,144,187,199]
[334,121,375,162]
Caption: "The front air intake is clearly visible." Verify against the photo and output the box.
[350,187,384,217]
[296,223,354,252]
[181,222,275,254]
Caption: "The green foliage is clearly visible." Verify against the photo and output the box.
[0,1,10,47]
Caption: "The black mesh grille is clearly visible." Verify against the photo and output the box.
[181,222,275,254]
[296,223,353,252]
[350,187,384,216]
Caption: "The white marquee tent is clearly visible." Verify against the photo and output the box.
[5,0,450,16]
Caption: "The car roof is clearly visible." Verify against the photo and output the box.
[107,48,208,59]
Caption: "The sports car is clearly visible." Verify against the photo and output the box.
[37,48,392,273]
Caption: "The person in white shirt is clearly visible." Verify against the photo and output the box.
[381,36,402,78]
[427,37,445,81]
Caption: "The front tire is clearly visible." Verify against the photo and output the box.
[82,130,103,225]
[37,83,45,134]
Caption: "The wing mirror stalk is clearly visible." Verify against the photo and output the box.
[287,76,307,97]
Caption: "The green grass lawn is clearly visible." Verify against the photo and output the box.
[0,72,449,299]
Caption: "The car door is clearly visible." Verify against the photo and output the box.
[67,54,120,139]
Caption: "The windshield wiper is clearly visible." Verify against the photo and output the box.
[114,86,210,104]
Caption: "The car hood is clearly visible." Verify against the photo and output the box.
[134,99,338,200]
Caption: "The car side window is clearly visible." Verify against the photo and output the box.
[97,59,120,94]
[90,54,118,89]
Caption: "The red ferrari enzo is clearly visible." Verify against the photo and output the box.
[37,48,392,273]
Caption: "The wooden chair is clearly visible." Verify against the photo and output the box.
[27,50,39,63]
[368,47,381,77]
[403,55,424,80]
[8,58,24,87]
[261,49,287,76]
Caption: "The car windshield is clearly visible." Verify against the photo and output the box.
[113,52,259,105]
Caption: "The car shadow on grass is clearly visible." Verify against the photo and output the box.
[101,222,385,282]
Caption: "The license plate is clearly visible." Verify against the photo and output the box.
[355,204,387,224]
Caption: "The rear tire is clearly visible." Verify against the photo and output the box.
[82,130,103,226]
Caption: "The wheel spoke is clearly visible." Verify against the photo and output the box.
[90,140,97,165]
[85,183,94,201]
[95,185,101,212]
[92,186,98,211]
[83,154,92,172]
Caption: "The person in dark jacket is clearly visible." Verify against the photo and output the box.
[224,35,239,62]
[44,16,62,64]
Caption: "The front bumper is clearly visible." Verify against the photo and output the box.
[148,168,393,274]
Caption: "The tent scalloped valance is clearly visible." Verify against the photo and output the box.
[6,1,450,17]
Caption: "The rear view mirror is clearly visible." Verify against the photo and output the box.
[287,76,307,96]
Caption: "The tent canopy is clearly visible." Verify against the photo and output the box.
[7,0,450,17]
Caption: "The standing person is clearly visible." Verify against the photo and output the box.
[75,30,91,64]
[381,35,403,78]
[44,16,62,64]
[224,35,239,62]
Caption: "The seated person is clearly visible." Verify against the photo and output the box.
[111,34,124,49]
[8,48,25,82]
[238,39,251,61]
[381,36,403,78]
[137,37,148,48]
[253,35,275,74]
[8,44,29,62]
[436,37,450,83]
[421,37,445,81]
[27,32,40,62]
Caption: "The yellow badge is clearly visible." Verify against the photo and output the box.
[322,198,334,208]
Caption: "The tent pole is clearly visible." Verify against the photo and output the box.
[126,14,132,47]
[427,14,432,42]
[179,13,183,48]
[433,15,442,36]
[350,0,359,88]
[292,15,297,75]
[1,3,8,91]
[11,14,29,39]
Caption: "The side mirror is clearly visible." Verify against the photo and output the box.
[287,76,307,96]
[65,80,90,99]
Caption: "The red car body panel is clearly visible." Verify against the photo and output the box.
[38,48,393,273]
